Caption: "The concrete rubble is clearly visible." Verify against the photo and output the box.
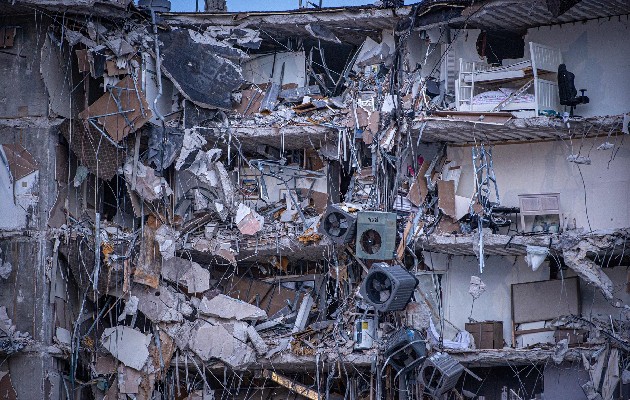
[101,326,151,370]
[0,0,629,399]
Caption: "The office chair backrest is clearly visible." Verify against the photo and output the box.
[558,64,578,105]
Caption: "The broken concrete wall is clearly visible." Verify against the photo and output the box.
[446,137,630,231]
[0,56,66,397]
[0,120,61,230]
[0,237,62,399]
[40,32,86,118]
[0,16,51,118]
[242,52,307,87]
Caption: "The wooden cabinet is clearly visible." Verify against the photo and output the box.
[518,193,562,233]
[465,321,503,349]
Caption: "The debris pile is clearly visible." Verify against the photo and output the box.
[0,1,629,399]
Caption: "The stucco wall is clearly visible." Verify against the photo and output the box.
[525,17,630,118]
[445,136,630,231]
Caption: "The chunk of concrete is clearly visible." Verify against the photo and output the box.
[123,159,172,202]
[117,295,139,322]
[132,285,193,323]
[197,294,267,321]
[189,321,256,369]
[101,326,151,371]
[235,203,264,236]
[0,260,11,280]
[161,320,195,351]
[246,324,269,356]
[175,128,207,171]
[161,257,210,294]
[155,224,178,260]
[55,327,72,346]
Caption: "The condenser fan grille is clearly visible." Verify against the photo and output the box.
[360,229,382,255]
[324,211,349,238]
[365,271,392,304]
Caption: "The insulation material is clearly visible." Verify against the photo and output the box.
[525,245,549,271]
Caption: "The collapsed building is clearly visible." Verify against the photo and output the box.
[0,0,629,398]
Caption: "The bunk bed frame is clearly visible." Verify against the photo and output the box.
[455,42,562,114]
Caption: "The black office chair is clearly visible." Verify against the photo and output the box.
[558,64,589,117]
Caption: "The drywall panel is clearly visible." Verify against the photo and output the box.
[142,53,176,126]
[424,252,549,347]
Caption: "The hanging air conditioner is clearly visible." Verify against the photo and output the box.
[359,263,418,312]
[355,211,397,260]
[319,204,357,245]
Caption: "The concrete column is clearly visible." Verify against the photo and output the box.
[0,121,65,399]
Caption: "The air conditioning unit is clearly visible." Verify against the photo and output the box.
[355,211,397,259]
[420,352,464,398]
[359,263,418,312]
[384,328,426,373]
[319,204,357,244]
